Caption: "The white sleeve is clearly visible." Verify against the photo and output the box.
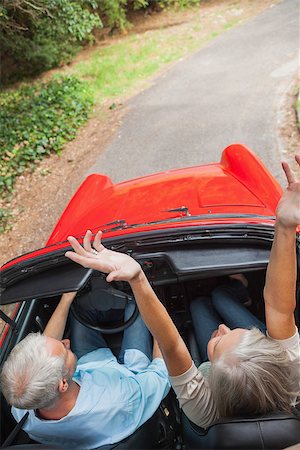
[267,327,300,362]
[169,362,218,429]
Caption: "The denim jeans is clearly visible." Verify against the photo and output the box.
[190,280,266,362]
[70,298,152,361]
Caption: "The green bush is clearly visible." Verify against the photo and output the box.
[96,0,200,31]
[98,0,128,30]
[0,76,93,196]
[98,0,153,30]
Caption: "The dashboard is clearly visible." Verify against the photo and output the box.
[137,244,271,285]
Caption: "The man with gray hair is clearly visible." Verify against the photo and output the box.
[1,291,170,448]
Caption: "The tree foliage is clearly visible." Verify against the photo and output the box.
[0,0,102,84]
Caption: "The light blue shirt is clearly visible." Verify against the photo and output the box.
[12,348,170,449]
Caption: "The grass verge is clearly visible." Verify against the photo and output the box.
[70,10,243,101]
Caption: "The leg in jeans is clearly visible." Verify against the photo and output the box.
[212,280,266,333]
[190,296,222,362]
[119,298,152,363]
[69,308,122,359]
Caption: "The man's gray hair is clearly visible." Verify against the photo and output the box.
[0,332,67,410]
[209,328,299,418]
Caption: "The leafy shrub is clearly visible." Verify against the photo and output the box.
[96,1,158,31]
[96,0,200,30]
[0,76,93,196]
[97,0,128,30]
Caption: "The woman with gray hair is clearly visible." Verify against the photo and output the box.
[65,155,300,429]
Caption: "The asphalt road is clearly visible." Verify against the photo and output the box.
[89,0,299,185]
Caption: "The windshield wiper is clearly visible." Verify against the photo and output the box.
[109,213,276,231]
[163,206,191,216]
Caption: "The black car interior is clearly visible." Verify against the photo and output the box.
[1,237,300,449]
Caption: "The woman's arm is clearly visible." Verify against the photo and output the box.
[65,230,192,376]
[264,156,300,339]
[129,271,192,375]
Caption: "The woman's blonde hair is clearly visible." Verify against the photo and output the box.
[209,328,299,418]
[0,332,67,410]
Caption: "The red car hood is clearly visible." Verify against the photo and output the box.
[1,144,282,271]
[47,144,282,240]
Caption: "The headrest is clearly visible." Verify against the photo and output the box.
[182,411,300,449]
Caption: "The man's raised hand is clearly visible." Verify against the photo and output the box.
[65,230,142,282]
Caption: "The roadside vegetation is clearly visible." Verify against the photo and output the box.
[0,1,199,220]
[0,0,277,232]
[0,77,93,195]
[0,0,198,85]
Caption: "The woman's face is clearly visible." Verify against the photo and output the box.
[207,324,246,362]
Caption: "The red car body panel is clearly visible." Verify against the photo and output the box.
[1,144,282,272]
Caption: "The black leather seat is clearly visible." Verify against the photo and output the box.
[182,410,300,450]
[2,404,176,450]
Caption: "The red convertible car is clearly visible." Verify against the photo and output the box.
[1,144,300,449]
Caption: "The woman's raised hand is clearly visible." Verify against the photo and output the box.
[276,154,300,229]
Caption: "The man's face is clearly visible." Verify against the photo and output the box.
[46,337,77,378]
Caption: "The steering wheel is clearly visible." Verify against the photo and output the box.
[71,275,139,334]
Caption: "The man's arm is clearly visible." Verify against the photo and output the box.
[65,230,192,376]
[264,156,300,339]
[43,292,77,340]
